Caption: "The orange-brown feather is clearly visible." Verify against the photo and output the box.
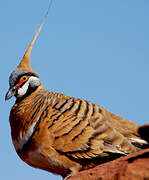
[9,85,142,177]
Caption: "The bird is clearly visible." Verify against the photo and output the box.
[5,4,148,180]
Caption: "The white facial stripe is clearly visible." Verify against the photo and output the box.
[17,81,29,98]
[28,76,40,82]
[17,76,40,98]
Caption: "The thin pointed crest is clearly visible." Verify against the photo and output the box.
[16,0,53,72]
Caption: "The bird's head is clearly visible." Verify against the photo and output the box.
[5,10,48,101]
[5,69,41,101]
[5,2,52,101]
[5,32,42,101]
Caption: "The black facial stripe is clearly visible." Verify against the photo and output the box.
[17,73,38,83]
[23,72,39,78]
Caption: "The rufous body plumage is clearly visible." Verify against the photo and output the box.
[6,4,147,179]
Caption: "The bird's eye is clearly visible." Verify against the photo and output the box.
[21,75,29,82]
[16,75,30,88]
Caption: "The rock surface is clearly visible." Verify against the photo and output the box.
[68,124,149,180]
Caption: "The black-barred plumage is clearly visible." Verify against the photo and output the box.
[7,81,147,177]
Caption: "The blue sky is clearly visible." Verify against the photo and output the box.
[1,1,149,180]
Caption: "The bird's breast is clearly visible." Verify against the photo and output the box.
[12,121,38,152]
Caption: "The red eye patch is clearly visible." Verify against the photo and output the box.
[16,75,30,88]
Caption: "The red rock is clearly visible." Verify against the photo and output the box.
[68,149,149,180]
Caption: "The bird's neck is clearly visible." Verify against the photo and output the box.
[10,85,71,152]
[9,86,49,150]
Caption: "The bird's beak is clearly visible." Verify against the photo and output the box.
[5,87,17,101]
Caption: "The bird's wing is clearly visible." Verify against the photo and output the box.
[45,95,138,159]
